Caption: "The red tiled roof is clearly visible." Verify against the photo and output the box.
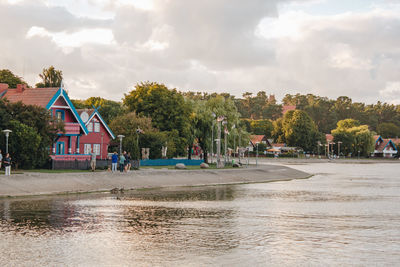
[282,105,296,115]
[272,143,285,147]
[250,135,266,144]
[2,87,59,108]
[326,134,334,143]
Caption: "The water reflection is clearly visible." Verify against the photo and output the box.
[0,164,400,266]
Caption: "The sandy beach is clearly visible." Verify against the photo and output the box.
[0,164,310,197]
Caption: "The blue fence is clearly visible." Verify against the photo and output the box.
[140,159,204,166]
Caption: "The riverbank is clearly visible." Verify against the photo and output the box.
[0,165,310,197]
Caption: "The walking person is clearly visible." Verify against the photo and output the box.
[119,152,125,173]
[111,152,118,172]
[90,148,96,172]
[0,149,2,170]
[4,153,11,176]
[126,152,132,172]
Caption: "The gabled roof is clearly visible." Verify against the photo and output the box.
[250,135,271,147]
[76,108,115,139]
[2,87,59,108]
[2,84,88,135]
[375,136,398,152]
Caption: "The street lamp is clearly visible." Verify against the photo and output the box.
[101,132,104,160]
[256,142,259,167]
[2,129,12,154]
[222,120,228,165]
[216,116,224,168]
[232,124,236,160]
[117,134,124,155]
[211,113,216,164]
[136,128,142,159]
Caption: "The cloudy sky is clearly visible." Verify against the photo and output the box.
[1,0,400,104]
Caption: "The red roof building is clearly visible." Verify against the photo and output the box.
[1,83,114,161]
[372,136,398,158]
[282,105,296,115]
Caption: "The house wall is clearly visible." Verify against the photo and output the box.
[79,116,112,159]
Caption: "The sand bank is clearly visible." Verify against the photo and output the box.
[0,165,310,197]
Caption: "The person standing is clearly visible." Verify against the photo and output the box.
[90,148,96,172]
[111,152,118,172]
[0,149,2,170]
[119,153,125,173]
[4,153,11,176]
[126,152,132,172]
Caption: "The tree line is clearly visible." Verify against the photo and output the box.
[2,66,399,167]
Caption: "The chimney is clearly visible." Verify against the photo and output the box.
[0,83,9,91]
[16,84,27,93]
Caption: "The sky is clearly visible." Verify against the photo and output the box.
[1,0,400,104]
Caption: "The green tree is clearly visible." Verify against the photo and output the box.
[35,66,63,88]
[249,119,273,137]
[332,119,374,157]
[72,97,124,124]
[0,69,28,88]
[5,120,42,169]
[0,99,60,169]
[376,122,400,138]
[123,82,192,156]
[281,110,321,152]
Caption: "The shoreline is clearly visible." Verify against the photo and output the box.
[0,165,310,198]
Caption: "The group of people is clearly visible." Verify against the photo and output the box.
[0,149,12,176]
[111,151,132,173]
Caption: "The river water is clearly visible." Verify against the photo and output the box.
[0,163,399,266]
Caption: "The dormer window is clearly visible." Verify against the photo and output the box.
[55,110,65,121]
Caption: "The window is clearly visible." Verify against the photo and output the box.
[93,144,101,155]
[55,110,65,121]
[94,122,100,133]
[87,122,93,132]
[84,144,91,154]
[56,142,64,155]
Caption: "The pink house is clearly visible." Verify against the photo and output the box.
[0,83,114,161]
[77,108,115,159]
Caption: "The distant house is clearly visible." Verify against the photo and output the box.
[282,105,296,116]
[0,83,114,161]
[372,136,398,158]
[248,135,271,152]
[325,134,334,143]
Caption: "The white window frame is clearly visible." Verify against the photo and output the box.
[84,144,91,154]
[87,122,93,132]
[94,122,100,133]
[93,144,101,155]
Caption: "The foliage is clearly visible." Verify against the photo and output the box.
[123,82,192,156]
[376,122,400,138]
[332,119,375,157]
[0,99,59,169]
[0,69,28,88]
[236,91,282,120]
[72,97,124,124]
[248,119,273,137]
[35,66,63,88]
[139,131,176,159]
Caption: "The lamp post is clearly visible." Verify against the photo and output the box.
[101,132,104,160]
[222,120,228,165]
[117,134,124,155]
[211,113,216,164]
[216,116,224,168]
[256,142,259,167]
[136,128,142,159]
[337,141,342,159]
[2,129,12,154]
[232,124,236,160]
[317,141,321,159]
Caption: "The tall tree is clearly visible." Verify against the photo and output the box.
[35,66,63,88]
[0,69,28,88]
[123,82,192,156]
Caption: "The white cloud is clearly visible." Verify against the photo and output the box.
[380,82,400,104]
